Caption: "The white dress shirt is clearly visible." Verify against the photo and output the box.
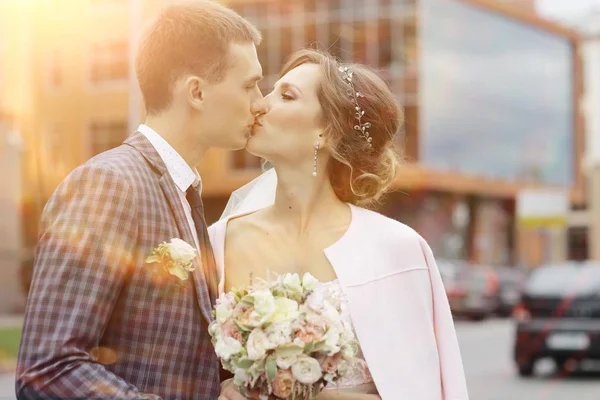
[138,124,201,251]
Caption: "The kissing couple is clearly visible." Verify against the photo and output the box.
[16,1,468,400]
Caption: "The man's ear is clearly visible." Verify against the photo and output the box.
[185,76,205,111]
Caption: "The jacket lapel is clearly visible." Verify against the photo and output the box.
[158,176,213,322]
[125,132,214,323]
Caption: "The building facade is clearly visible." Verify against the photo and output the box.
[5,0,584,278]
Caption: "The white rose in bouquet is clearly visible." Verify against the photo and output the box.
[291,355,323,385]
[247,328,274,361]
[214,337,243,361]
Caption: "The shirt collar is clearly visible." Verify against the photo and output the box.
[137,124,201,193]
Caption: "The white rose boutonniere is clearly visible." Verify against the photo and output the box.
[145,238,197,283]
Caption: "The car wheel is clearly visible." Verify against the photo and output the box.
[554,357,567,371]
[517,358,535,377]
[555,357,577,375]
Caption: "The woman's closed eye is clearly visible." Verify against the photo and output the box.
[281,92,294,100]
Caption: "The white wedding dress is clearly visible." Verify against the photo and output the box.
[312,280,376,393]
[210,169,379,394]
[210,169,471,399]
[208,223,378,395]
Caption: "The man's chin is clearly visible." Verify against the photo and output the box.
[227,134,250,150]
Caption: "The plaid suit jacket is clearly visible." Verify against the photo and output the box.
[16,133,220,399]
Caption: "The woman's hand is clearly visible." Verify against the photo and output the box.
[218,379,247,400]
[219,380,280,400]
[315,387,381,400]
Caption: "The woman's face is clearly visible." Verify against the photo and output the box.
[246,63,325,166]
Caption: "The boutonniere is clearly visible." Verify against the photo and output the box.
[145,238,197,285]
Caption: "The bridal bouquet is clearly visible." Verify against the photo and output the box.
[208,272,357,399]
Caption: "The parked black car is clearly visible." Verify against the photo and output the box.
[513,264,600,377]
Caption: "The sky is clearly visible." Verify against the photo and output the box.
[536,0,600,19]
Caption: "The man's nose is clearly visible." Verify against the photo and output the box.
[251,97,269,117]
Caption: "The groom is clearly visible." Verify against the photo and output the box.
[16,1,262,399]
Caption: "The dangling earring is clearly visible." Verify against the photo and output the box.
[312,142,320,177]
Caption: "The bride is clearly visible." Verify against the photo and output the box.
[209,49,469,400]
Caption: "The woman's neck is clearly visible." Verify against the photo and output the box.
[268,165,349,235]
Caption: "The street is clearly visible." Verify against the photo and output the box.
[0,319,599,399]
[0,374,12,400]
[457,318,600,400]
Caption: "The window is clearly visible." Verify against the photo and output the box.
[47,50,62,88]
[44,124,63,166]
[419,0,573,184]
[352,20,368,63]
[568,227,588,261]
[279,26,294,68]
[89,0,126,4]
[232,0,415,97]
[378,18,392,69]
[89,41,128,84]
[304,23,318,48]
[303,0,318,14]
[327,21,344,60]
[328,0,341,13]
[88,0,127,13]
[89,120,127,156]
[257,28,271,77]
[231,150,262,170]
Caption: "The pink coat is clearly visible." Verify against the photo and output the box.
[209,203,469,400]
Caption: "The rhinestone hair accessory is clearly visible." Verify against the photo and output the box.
[338,65,373,149]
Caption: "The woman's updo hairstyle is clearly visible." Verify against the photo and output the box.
[280,49,403,206]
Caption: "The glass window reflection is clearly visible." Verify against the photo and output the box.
[420,0,573,185]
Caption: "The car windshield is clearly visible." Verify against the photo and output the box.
[525,265,600,297]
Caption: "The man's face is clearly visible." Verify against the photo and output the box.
[199,42,263,150]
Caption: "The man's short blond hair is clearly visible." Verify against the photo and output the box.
[136,0,262,115]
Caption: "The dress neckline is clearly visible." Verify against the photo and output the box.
[222,203,356,254]
[215,206,358,294]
